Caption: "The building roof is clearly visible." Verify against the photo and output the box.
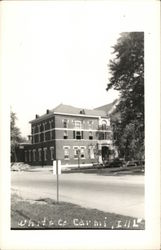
[95,99,121,121]
[30,104,107,123]
[53,104,107,116]
[95,99,118,114]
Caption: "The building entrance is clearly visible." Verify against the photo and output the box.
[102,146,110,161]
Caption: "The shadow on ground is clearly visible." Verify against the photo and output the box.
[61,167,145,176]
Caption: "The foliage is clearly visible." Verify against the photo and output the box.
[107,32,144,160]
[10,111,27,162]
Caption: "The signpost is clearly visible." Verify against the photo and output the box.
[53,160,61,203]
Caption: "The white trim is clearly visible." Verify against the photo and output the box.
[38,148,42,161]
[49,120,53,140]
[31,139,112,145]
[54,112,105,118]
[29,112,107,124]
[43,147,47,161]
[31,127,112,137]
[63,146,70,160]
[63,146,70,149]
[80,147,85,159]
[63,130,68,139]
[73,146,86,149]
[74,120,81,129]
[50,147,54,160]
[62,163,93,168]
[42,122,46,130]
[64,157,70,161]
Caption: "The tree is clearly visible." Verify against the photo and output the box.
[107,32,144,161]
[10,111,27,162]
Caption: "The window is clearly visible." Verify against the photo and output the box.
[63,119,68,128]
[102,120,107,130]
[89,131,93,140]
[64,130,68,139]
[32,126,35,144]
[33,149,36,161]
[75,121,81,129]
[49,120,53,140]
[37,125,41,142]
[32,126,35,134]
[25,150,28,162]
[64,147,70,160]
[38,134,41,142]
[73,130,83,140]
[42,123,46,131]
[98,131,111,140]
[50,147,54,160]
[43,132,45,142]
[89,146,95,159]
[98,132,105,140]
[76,131,81,140]
[42,123,46,142]
[43,148,47,161]
[73,147,85,159]
[32,135,35,144]
[80,147,85,159]
[88,121,93,129]
[38,148,42,161]
[74,121,83,139]
[74,147,79,159]
[29,150,31,162]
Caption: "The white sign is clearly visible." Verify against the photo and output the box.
[53,160,61,175]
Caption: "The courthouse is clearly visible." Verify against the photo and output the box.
[19,103,117,167]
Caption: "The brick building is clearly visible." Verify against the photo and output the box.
[22,104,115,167]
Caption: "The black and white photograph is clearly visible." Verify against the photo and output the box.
[0,0,160,249]
[10,30,145,230]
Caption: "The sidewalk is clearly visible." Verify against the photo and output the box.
[25,165,144,176]
[11,162,144,176]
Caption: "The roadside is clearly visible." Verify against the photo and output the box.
[11,171,144,218]
[11,190,145,230]
[11,162,145,176]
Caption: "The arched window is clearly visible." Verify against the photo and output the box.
[102,120,107,130]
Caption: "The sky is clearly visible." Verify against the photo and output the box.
[2,1,151,137]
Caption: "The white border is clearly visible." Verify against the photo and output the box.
[0,1,160,250]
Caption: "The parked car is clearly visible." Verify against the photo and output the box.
[123,160,145,168]
[124,161,137,167]
[104,158,124,168]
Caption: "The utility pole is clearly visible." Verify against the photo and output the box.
[56,160,59,203]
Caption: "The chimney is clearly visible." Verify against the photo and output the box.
[35,114,39,119]
[80,109,85,114]
[46,109,50,114]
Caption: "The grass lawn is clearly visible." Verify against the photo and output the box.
[11,193,145,230]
